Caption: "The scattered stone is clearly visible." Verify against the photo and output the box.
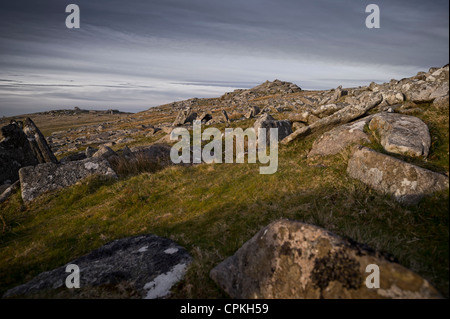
[368,113,431,158]
[254,114,292,146]
[92,145,118,160]
[282,94,383,145]
[19,157,118,202]
[3,234,192,299]
[173,108,197,126]
[210,219,442,299]
[347,146,449,205]
[308,116,372,157]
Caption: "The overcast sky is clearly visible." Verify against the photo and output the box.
[0,0,448,116]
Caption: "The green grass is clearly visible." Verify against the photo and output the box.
[0,103,448,299]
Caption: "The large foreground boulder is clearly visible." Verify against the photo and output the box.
[19,157,118,202]
[368,113,431,158]
[210,219,442,299]
[3,234,192,299]
[347,146,449,205]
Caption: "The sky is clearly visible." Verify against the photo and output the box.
[0,0,448,116]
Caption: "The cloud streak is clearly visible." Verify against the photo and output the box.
[0,0,448,116]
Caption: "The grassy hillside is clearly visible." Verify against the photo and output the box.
[0,102,448,298]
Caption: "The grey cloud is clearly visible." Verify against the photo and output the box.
[0,0,448,116]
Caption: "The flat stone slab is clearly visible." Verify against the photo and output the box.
[347,146,449,205]
[19,157,118,202]
[3,234,192,299]
[210,219,442,299]
[369,113,431,158]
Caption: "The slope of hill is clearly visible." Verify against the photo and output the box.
[0,65,448,298]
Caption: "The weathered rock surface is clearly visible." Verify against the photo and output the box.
[347,146,449,205]
[92,145,118,160]
[173,108,197,126]
[19,157,118,202]
[432,95,449,110]
[403,81,449,103]
[254,114,292,145]
[308,116,373,157]
[368,113,431,158]
[210,219,442,299]
[0,122,38,184]
[282,94,383,144]
[22,117,58,164]
[3,234,192,299]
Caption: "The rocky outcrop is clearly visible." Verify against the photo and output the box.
[210,219,442,299]
[221,79,301,103]
[22,117,58,164]
[0,122,39,185]
[347,146,449,205]
[19,157,118,202]
[368,113,431,158]
[3,234,192,299]
[281,94,383,144]
[254,114,292,146]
